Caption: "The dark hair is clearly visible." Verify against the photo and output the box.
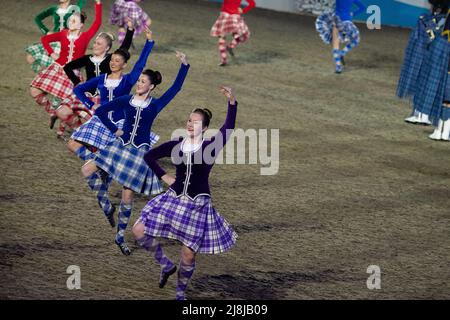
[429,0,449,13]
[112,48,131,62]
[142,69,162,86]
[192,108,213,128]
[80,11,87,24]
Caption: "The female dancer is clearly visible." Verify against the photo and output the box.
[110,0,151,45]
[29,0,102,127]
[399,0,449,125]
[26,0,87,73]
[55,19,135,136]
[133,86,238,300]
[81,52,190,255]
[210,0,255,66]
[68,28,158,226]
[315,0,366,73]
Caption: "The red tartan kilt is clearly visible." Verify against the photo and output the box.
[58,93,96,128]
[30,63,82,99]
[210,12,250,38]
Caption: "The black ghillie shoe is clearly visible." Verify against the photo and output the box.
[115,239,131,256]
[105,205,116,228]
[159,265,177,288]
[218,62,227,67]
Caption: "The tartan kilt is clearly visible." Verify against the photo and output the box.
[315,12,360,45]
[210,12,250,41]
[30,63,79,100]
[71,116,124,149]
[95,139,162,195]
[138,189,238,254]
[110,0,150,35]
[25,42,61,73]
[413,36,450,125]
[397,17,431,99]
[71,115,160,149]
[60,92,100,113]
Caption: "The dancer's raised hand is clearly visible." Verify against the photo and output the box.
[176,51,188,66]
[219,86,235,104]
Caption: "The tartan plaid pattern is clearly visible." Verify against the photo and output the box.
[72,116,159,150]
[25,42,61,73]
[72,117,124,149]
[138,189,238,254]
[110,0,150,35]
[413,36,450,125]
[315,12,360,45]
[94,139,162,195]
[210,12,250,41]
[30,63,79,99]
[397,17,432,99]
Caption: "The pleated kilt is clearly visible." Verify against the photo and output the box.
[138,189,238,254]
[396,18,430,99]
[210,12,250,41]
[315,12,360,45]
[413,35,450,125]
[71,116,159,150]
[110,0,150,35]
[25,42,61,73]
[30,62,80,100]
[95,139,162,196]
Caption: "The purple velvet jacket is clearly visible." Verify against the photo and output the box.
[144,101,238,200]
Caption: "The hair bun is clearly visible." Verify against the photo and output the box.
[203,108,212,120]
[153,71,162,86]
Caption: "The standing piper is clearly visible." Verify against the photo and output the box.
[210,0,255,66]
[80,52,190,255]
[132,86,239,300]
[399,0,449,125]
[315,0,366,73]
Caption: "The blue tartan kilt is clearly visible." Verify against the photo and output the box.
[315,12,360,45]
[137,189,238,254]
[71,116,124,149]
[413,36,450,125]
[71,116,160,150]
[396,19,429,99]
[95,139,162,196]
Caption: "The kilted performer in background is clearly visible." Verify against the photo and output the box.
[132,86,238,300]
[210,0,255,66]
[428,8,450,141]
[25,0,86,74]
[80,52,190,256]
[110,0,151,45]
[29,1,102,128]
[399,0,449,125]
[315,0,366,73]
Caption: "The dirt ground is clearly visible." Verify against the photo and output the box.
[0,0,449,300]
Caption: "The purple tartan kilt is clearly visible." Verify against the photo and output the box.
[138,189,238,254]
[95,139,162,196]
[109,0,150,35]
